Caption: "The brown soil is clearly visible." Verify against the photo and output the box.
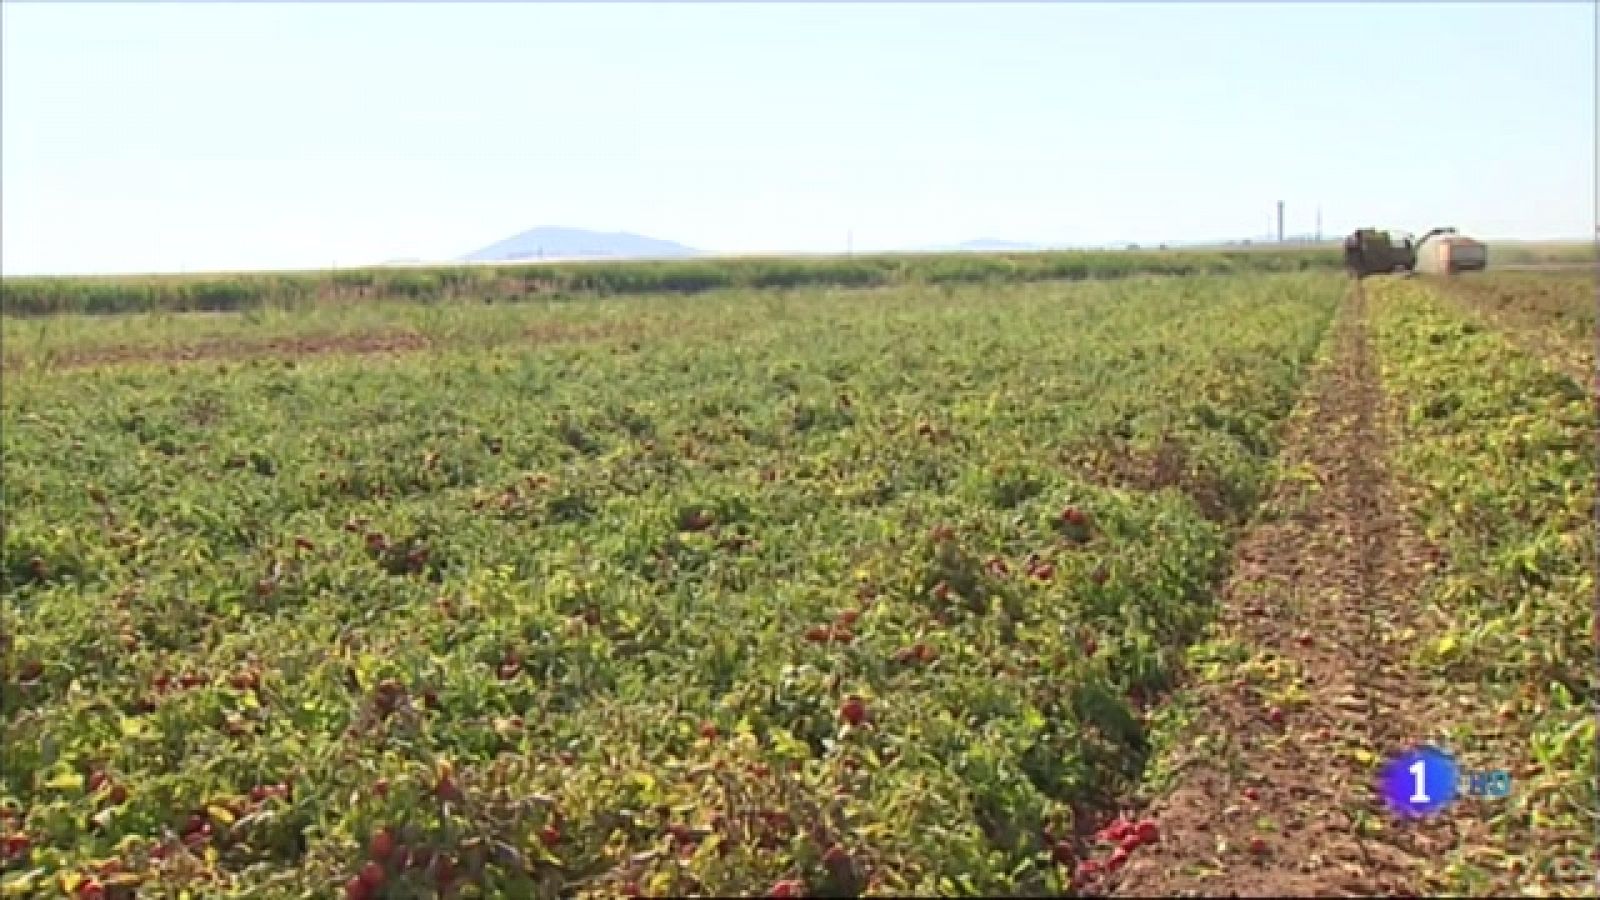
[1063,436,1237,525]
[1101,285,1458,897]
[3,321,640,373]
[21,331,434,371]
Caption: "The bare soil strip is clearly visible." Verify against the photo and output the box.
[1104,285,1458,897]
[0,321,641,373]
[11,331,433,372]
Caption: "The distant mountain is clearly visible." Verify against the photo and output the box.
[463,227,698,262]
[953,239,1041,253]
[904,238,1044,254]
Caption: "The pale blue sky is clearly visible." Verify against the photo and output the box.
[3,2,1593,275]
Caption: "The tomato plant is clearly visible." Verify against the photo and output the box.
[3,272,1341,896]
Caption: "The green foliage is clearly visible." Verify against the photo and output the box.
[0,274,1341,895]
[1430,271,1594,385]
[1370,279,1595,895]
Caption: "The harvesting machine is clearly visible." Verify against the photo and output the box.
[1343,227,1487,278]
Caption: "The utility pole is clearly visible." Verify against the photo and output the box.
[1277,201,1285,243]
[1315,207,1323,243]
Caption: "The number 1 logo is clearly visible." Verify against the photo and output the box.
[1408,759,1431,805]
[1380,746,1458,818]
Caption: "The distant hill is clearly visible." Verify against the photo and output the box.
[905,238,1044,254]
[463,227,698,263]
[952,239,1041,253]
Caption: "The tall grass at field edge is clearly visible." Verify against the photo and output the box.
[0,247,1342,317]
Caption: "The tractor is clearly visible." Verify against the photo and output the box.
[1343,228,1417,278]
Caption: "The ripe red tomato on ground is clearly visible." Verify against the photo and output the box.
[822,844,852,871]
[2,834,31,858]
[840,695,868,727]
[358,860,385,890]
[368,828,395,863]
[1051,839,1076,865]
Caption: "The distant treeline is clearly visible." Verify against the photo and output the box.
[1,246,1343,317]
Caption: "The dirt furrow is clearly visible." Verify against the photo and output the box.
[0,321,647,373]
[1104,283,1457,897]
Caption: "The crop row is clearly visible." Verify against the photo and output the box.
[3,274,1342,896]
[0,247,1342,317]
[1369,279,1595,895]
[1425,271,1594,387]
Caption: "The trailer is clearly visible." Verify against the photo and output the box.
[1414,229,1488,275]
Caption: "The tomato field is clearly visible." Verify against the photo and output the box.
[1369,278,1595,895]
[1,261,1593,898]
[1425,270,1594,387]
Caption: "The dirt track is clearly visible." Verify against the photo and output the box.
[1104,285,1457,896]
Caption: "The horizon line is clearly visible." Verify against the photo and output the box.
[4,234,1594,281]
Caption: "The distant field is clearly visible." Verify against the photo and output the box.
[6,242,1587,320]
[1484,241,1597,267]
[0,246,1341,317]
